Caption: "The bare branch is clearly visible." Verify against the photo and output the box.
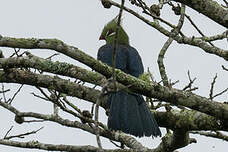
[223,0,228,7]
[46,53,60,60]
[0,139,101,152]
[213,88,228,99]
[182,70,198,91]
[0,88,10,94]
[157,37,173,87]
[1,83,8,102]
[157,4,185,87]
[0,139,146,152]
[8,84,24,104]
[95,93,104,151]
[222,65,228,71]
[24,119,45,123]
[210,74,217,97]
[62,96,82,114]
[184,14,214,46]
[3,126,13,139]
[4,127,44,140]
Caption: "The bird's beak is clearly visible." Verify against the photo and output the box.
[99,35,104,40]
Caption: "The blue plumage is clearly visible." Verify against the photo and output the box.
[97,44,161,137]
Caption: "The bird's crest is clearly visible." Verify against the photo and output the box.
[100,15,129,45]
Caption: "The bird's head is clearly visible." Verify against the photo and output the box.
[99,16,129,45]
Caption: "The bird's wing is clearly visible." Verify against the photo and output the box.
[126,46,144,78]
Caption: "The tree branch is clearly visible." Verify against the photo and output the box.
[0,140,102,152]
[0,36,227,121]
[106,1,228,61]
[155,110,228,131]
[0,69,102,105]
[173,0,228,28]
[0,53,106,86]
[154,130,196,152]
[0,101,146,150]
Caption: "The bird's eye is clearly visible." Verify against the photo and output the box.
[106,29,115,36]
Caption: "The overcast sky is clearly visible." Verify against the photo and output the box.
[0,0,227,151]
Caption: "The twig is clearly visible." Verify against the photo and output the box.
[212,88,228,99]
[112,0,125,82]
[10,48,20,57]
[36,87,55,102]
[47,93,106,128]
[91,103,95,115]
[3,126,14,139]
[94,80,120,151]
[183,70,197,91]
[132,0,180,31]
[24,120,45,123]
[137,0,150,14]
[31,92,49,101]
[223,0,228,7]
[222,65,228,71]
[46,53,60,60]
[209,73,217,100]
[95,93,104,151]
[97,0,125,151]
[8,84,24,104]
[109,140,124,149]
[0,89,10,94]
[62,96,82,114]
[147,68,156,83]
[170,80,179,87]
[185,14,214,46]
[1,83,7,102]
[4,127,44,140]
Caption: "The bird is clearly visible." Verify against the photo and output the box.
[97,16,161,137]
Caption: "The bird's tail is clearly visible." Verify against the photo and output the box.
[107,91,161,137]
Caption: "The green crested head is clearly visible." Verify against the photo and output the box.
[99,16,129,45]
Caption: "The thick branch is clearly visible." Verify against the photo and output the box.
[0,139,142,152]
[155,110,227,131]
[0,54,106,86]
[0,69,101,105]
[154,130,194,152]
[174,0,228,28]
[0,140,101,152]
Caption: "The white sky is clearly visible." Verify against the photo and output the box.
[0,0,227,151]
